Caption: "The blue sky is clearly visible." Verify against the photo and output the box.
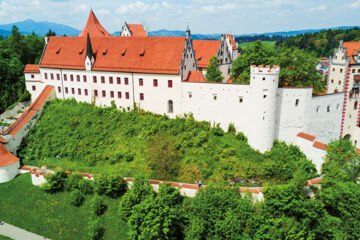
[0,0,359,34]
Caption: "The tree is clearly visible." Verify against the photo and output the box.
[91,196,108,216]
[42,170,68,193]
[46,29,56,37]
[94,174,128,198]
[205,56,224,82]
[145,133,181,180]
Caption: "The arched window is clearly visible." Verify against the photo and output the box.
[168,100,173,113]
[343,134,351,140]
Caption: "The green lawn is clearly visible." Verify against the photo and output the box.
[0,174,128,240]
[0,235,12,240]
[239,41,276,49]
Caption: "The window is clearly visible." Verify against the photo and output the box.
[263,95,267,99]
[64,74,67,81]
[140,93,144,101]
[57,74,60,80]
[316,106,320,112]
[327,105,330,112]
[70,74,74,81]
[83,75,87,82]
[85,89,88,96]
[94,90,98,97]
[78,88,81,95]
[101,76,105,84]
[65,87,68,94]
[358,69,360,73]
[44,73,48,79]
[31,74,34,79]
[239,96,243,103]
[168,100,173,113]
[118,91,122,98]
[340,69,343,73]
[353,69,355,73]
[188,92,192,98]
[168,80,173,88]
[153,79,158,87]
[32,85,36,91]
[125,78,129,85]
[51,73,54,80]
[93,76,97,83]
[295,99,299,106]
[139,78,143,86]
[213,94,217,100]
[355,101,358,110]
[331,79,334,83]
[109,77,113,84]
[75,75,79,82]
[185,65,187,70]
[58,86,61,93]
[332,68,335,72]
[339,81,341,85]
[117,77,121,84]
[125,92,130,99]
[337,104,340,110]
[110,91,114,98]
[102,90,106,97]
[71,88,75,94]
[262,77,266,81]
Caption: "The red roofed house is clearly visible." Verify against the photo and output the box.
[121,22,147,37]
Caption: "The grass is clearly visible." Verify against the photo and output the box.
[0,122,10,127]
[0,235,12,240]
[239,41,276,48]
[0,174,128,240]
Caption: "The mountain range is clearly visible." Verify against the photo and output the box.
[0,19,359,39]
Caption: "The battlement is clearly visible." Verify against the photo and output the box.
[251,65,280,74]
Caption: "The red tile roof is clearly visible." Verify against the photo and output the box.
[126,24,147,37]
[2,85,54,137]
[193,40,220,68]
[186,71,206,83]
[343,42,360,65]
[0,144,19,167]
[297,132,316,141]
[24,64,39,73]
[0,135,6,144]
[40,36,186,74]
[313,141,328,150]
[79,10,111,37]
[227,34,237,50]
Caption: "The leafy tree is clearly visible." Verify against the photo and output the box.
[46,29,56,37]
[119,178,155,221]
[65,174,83,191]
[205,56,224,82]
[94,174,127,198]
[69,189,85,207]
[79,179,94,195]
[91,196,108,216]
[88,218,105,240]
[42,170,68,193]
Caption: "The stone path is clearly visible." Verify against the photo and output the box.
[0,101,30,132]
[0,222,49,240]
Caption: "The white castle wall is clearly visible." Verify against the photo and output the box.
[296,135,326,173]
[0,161,20,183]
[25,72,43,100]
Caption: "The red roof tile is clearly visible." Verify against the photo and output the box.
[3,85,54,137]
[227,34,237,50]
[313,141,328,150]
[193,40,220,68]
[40,36,186,74]
[186,71,206,83]
[239,187,263,193]
[0,144,19,167]
[126,24,147,37]
[0,135,6,144]
[297,132,316,141]
[343,42,360,65]
[79,10,111,37]
[24,64,39,73]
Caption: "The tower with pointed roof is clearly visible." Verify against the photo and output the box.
[85,33,95,71]
[79,10,111,37]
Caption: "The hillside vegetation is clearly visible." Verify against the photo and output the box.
[19,99,317,185]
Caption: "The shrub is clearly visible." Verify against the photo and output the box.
[65,174,83,191]
[69,189,85,207]
[227,123,236,135]
[236,132,248,142]
[79,179,94,195]
[212,124,224,136]
[94,174,128,198]
[91,196,108,216]
[42,170,68,193]
[19,89,31,102]
[88,219,105,240]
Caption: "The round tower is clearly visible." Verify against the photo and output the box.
[247,65,280,152]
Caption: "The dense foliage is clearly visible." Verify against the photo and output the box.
[19,99,317,185]
[205,56,223,82]
[278,28,360,57]
[231,40,325,94]
[0,26,44,113]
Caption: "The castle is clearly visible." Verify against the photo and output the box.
[0,10,343,177]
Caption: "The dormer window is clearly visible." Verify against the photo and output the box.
[139,49,145,56]
[56,47,61,54]
[102,48,108,56]
[121,48,127,56]
[79,48,84,55]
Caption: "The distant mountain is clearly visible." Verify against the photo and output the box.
[0,19,80,36]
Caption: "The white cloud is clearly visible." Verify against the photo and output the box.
[351,0,360,8]
[74,4,87,12]
[97,8,110,15]
[116,1,159,14]
[308,4,326,12]
[201,3,237,13]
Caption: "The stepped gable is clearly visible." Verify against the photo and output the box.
[186,71,207,82]
[193,40,220,68]
[40,36,186,74]
[0,144,19,167]
[126,23,147,36]
[24,64,39,73]
[227,34,237,50]
[343,41,360,64]
[79,10,111,37]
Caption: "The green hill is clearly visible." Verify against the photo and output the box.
[18,99,317,185]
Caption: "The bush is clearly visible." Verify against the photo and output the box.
[94,174,128,198]
[65,174,83,191]
[19,89,31,102]
[91,196,108,216]
[42,170,68,193]
[212,124,224,136]
[236,132,248,142]
[88,219,105,240]
[227,123,236,135]
[79,179,93,195]
[69,189,85,207]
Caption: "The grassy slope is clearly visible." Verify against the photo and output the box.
[0,174,128,240]
[0,236,12,240]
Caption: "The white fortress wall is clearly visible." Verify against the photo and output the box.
[307,93,344,144]
[275,87,312,144]
[295,135,326,173]
[25,72,43,100]
[0,161,20,183]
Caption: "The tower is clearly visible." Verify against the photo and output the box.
[247,65,280,152]
[85,33,95,71]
